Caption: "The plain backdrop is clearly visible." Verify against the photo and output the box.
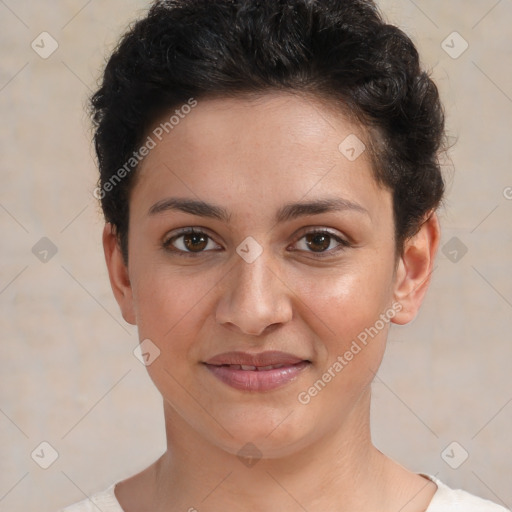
[0,1,511,511]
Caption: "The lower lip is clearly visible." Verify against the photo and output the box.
[204,361,310,392]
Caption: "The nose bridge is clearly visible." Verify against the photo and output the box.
[216,247,292,336]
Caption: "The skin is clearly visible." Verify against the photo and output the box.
[103,92,441,512]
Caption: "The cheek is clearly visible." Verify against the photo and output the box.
[293,269,391,421]
[290,258,394,347]
[288,256,394,408]
[130,263,217,344]
[130,268,214,397]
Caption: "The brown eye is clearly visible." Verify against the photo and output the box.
[293,229,350,257]
[182,232,209,252]
[163,228,220,256]
[304,232,331,252]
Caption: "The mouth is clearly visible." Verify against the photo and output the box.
[203,351,311,392]
[210,363,295,371]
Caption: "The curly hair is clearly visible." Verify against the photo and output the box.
[90,0,446,263]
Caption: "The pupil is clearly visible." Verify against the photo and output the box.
[306,233,329,252]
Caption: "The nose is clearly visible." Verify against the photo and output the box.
[215,250,293,336]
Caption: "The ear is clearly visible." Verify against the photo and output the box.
[102,223,136,325]
[391,211,441,325]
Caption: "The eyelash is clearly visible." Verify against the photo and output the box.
[162,227,351,258]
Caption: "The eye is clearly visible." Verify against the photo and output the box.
[163,228,221,256]
[163,227,351,258]
[291,228,350,257]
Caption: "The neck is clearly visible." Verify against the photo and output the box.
[152,387,399,512]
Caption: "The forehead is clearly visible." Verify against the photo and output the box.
[131,92,391,226]
[142,92,365,171]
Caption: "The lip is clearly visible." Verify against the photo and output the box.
[204,350,308,367]
[203,351,311,392]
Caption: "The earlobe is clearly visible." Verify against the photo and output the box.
[102,223,137,325]
[391,211,441,325]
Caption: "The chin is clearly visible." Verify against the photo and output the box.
[203,406,317,459]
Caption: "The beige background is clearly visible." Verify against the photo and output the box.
[1,1,511,510]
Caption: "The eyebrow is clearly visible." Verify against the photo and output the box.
[148,196,369,223]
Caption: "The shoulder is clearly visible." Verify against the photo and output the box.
[423,474,510,512]
[58,483,124,512]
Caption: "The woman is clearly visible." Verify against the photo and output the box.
[61,0,508,510]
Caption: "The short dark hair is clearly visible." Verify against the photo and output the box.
[90,0,446,263]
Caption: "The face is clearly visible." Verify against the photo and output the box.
[104,92,436,459]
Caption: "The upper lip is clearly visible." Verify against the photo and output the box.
[204,351,309,367]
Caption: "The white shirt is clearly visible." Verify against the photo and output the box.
[59,473,510,511]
